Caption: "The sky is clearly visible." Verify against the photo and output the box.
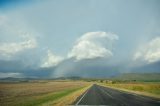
[0,0,160,78]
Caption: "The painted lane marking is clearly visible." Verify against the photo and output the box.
[75,86,92,105]
[98,85,128,106]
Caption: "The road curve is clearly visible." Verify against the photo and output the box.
[74,84,160,106]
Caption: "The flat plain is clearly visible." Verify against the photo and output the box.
[0,80,91,106]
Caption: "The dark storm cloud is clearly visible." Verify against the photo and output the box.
[130,61,160,73]
[52,58,121,78]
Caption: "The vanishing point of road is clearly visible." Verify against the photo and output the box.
[74,84,160,106]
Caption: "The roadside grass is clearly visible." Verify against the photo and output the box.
[0,81,90,106]
[42,85,91,106]
[17,87,84,106]
[99,83,160,98]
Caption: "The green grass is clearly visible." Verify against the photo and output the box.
[15,87,84,106]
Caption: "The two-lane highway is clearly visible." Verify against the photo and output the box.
[75,84,160,106]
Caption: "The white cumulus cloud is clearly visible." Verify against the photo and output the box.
[133,37,160,63]
[68,32,118,60]
[0,38,37,57]
[0,14,38,59]
[41,50,64,68]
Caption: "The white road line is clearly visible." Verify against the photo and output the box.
[98,87,114,98]
[75,86,91,105]
[98,85,128,106]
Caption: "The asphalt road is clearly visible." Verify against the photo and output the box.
[74,84,160,106]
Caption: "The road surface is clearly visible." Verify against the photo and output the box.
[74,84,160,106]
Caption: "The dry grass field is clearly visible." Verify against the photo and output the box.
[0,81,91,106]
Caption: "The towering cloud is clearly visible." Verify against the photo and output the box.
[133,37,160,63]
[41,50,64,68]
[68,32,118,60]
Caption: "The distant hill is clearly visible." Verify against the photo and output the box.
[0,77,39,82]
[0,76,83,82]
[112,73,160,81]
[1,73,160,82]
[53,76,82,80]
